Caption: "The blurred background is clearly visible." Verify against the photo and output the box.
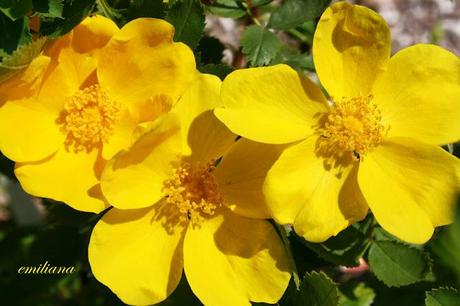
[0,0,459,305]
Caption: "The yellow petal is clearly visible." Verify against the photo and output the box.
[54,46,98,92]
[171,74,236,161]
[0,55,51,102]
[101,115,182,209]
[89,203,185,305]
[215,139,286,219]
[187,110,237,164]
[216,64,328,144]
[15,147,108,213]
[101,109,139,160]
[98,18,197,111]
[183,208,291,306]
[372,44,460,145]
[71,15,119,54]
[0,99,63,162]
[358,138,460,244]
[313,2,391,97]
[264,137,368,242]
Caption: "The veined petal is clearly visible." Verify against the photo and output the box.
[171,74,236,161]
[0,99,63,162]
[313,2,391,97]
[358,137,460,244]
[98,18,197,112]
[215,139,286,219]
[216,64,328,144]
[183,208,291,306]
[372,44,460,145]
[15,147,108,213]
[89,203,185,305]
[101,115,183,209]
[264,137,368,242]
[71,15,119,55]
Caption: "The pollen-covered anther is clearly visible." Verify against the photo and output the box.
[317,95,388,161]
[58,85,120,152]
[163,160,223,226]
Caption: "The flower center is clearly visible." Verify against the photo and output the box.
[58,85,120,152]
[316,95,387,163]
[162,160,223,227]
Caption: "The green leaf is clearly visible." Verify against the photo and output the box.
[339,283,375,306]
[206,0,246,18]
[301,215,373,267]
[125,0,165,21]
[0,13,31,54]
[0,0,33,20]
[431,207,460,279]
[425,288,460,306]
[0,36,46,82]
[241,25,281,67]
[96,0,165,27]
[198,63,233,80]
[296,271,339,306]
[268,0,331,30]
[39,0,95,38]
[166,0,205,49]
[96,0,123,22]
[33,0,64,18]
[368,240,432,287]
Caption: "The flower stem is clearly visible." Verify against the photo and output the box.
[275,223,301,290]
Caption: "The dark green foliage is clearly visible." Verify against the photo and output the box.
[199,63,233,80]
[241,25,281,66]
[205,0,246,18]
[268,0,332,30]
[0,13,31,54]
[40,0,95,37]
[425,288,460,306]
[0,0,33,20]
[368,240,432,287]
[338,282,375,306]
[33,0,64,18]
[295,271,339,306]
[302,216,373,267]
[166,0,205,49]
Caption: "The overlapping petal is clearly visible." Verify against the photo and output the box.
[71,15,120,55]
[0,99,63,162]
[98,18,197,112]
[215,139,286,219]
[171,74,236,161]
[101,115,182,210]
[359,137,460,244]
[15,147,108,213]
[89,203,185,305]
[183,208,291,306]
[264,137,368,242]
[313,1,391,97]
[216,64,328,144]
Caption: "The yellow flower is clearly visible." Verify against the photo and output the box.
[0,15,197,212]
[89,74,291,306]
[215,1,460,244]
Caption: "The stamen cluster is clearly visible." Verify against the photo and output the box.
[58,85,120,152]
[317,95,387,162]
[163,160,223,226]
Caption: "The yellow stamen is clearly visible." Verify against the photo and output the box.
[162,160,223,227]
[57,85,120,152]
[317,95,388,164]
